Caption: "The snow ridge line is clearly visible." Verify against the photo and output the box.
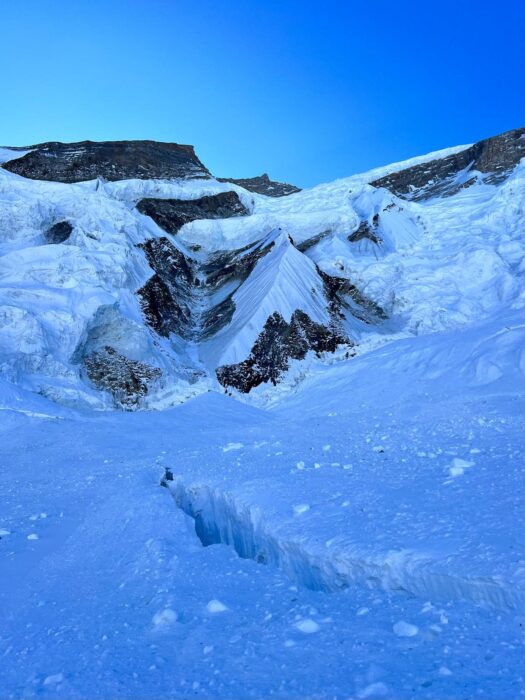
[168,479,522,612]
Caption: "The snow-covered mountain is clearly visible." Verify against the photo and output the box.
[0,129,523,410]
[1,130,524,700]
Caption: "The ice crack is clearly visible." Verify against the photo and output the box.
[166,478,522,611]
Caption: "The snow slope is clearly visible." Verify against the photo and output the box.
[0,308,523,699]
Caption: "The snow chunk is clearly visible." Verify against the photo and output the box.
[294,619,320,634]
[27,533,39,540]
[152,608,178,628]
[393,620,419,637]
[206,599,228,613]
[222,442,243,452]
[43,674,64,686]
[358,682,389,698]
[293,503,310,516]
[449,457,475,477]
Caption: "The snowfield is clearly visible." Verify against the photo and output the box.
[0,137,524,699]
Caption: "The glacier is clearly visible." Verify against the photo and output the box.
[0,130,523,699]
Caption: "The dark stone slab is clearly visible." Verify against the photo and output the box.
[139,237,194,286]
[216,310,349,393]
[201,236,274,292]
[218,173,301,197]
[2,140,210,183]
[84,345,161,409]
[137,191,248,235]
[370,127,525,200]
[200,294,237,339]
[348,218,383,246]
[44,221,73,244]
[293,229,332,253]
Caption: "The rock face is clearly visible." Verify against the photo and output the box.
[371,127,525,200]
[84,346,161,409]
[134,227,384,393]
[214,250,386,394]
[137,238,194,338]
[319,269,387,325]
[2,140,210,183]
[218,173,301,197]
[136,234,276,341]
[44,221,73,244]
[294,229,332,253]
[216,310,349,392]
[137,191,248,235]
[348,215,383,246]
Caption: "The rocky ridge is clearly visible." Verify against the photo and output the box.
[2,140,211,182]
[371,127,525,200]
[218,173,301,197]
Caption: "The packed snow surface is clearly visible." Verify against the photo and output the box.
[1,306,524,698]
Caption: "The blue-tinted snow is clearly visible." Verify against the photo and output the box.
[0,310,523,699]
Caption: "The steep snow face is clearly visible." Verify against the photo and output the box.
[0,131,523,409]
[201,232,332,367]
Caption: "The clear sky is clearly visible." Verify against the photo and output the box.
[0,0,523,187]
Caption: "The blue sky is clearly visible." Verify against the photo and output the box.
[0,0,523,187]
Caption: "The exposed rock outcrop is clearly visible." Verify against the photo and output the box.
[138,275,189,339]
[319,269,387,324]
[348,216,383,246]
[137,238,194,338]
[2,140,210,182]
[135,227,385,388]
[140,237,194,284]
[136,233,276,342]
[294,229,332,253]
[218,173,301,197]
[84,346,161,409]
[216,310,349,392]
[371,127,525,200]
[44,221,73,244]
[136,191,248,235]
